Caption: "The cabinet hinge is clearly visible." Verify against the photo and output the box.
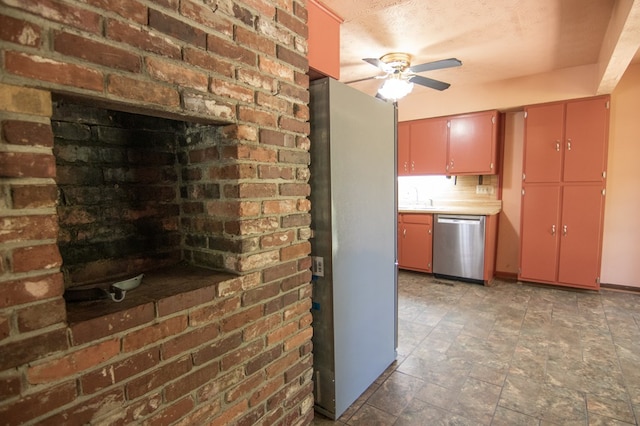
[524,111,528,119]
[491,116,496,124]
[602,188,606,196]
[447,121,451,128]
[605,101,610,110]
[602,171,606,179]
[522,173,526,181]
[490,162,494,169]
[521,188,525,196]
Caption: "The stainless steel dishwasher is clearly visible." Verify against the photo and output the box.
[433,214,486,282]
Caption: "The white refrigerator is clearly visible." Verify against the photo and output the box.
[309,78,397,419]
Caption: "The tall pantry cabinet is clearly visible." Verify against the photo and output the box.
[519,96,609,289]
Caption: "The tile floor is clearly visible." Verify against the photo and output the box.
[312,271,640,425]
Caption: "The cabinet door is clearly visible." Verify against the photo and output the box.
[523,103,564,183]
[399,214,432,272]
[448,111,497,175]
[397,122,410,176]
[424,220,433,272]
[557,185,604,288]
[411,118,447,174]
[564,98,609,183]
[519,185,561,283]
[397,215,403,266]
[307,0,340,79]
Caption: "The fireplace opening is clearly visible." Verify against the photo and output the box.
[52,97,226,292]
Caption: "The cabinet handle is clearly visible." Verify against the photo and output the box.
[551,224,556,236]
[555,140,560,151]
[403,229,406,237]
[567,139,572,151]
[428,229,432,234]
[563,225,568,236]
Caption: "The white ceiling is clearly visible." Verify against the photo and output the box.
[318,0,640,101]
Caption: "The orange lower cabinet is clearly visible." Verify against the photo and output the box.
[398,214,432,273]
[519,184,604,289]
[557,185,605,289]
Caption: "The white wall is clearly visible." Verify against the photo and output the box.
[395,64,598,121]
[495,112,524,275]
[601,63,640,287]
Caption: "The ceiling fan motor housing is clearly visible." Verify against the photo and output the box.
[380,52,412,72]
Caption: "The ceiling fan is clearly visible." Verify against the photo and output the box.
[357,52,462,101]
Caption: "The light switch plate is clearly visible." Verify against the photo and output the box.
[312,256,324,277]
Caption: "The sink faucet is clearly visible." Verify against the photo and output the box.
[428,198,434,207]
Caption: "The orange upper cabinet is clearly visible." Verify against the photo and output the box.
[307,0,342,80]
[564,98,609,182]
[447,110,499,175]
[397,111,498,176]
[522,103,565,183]
[411,118,448,175]
[523,97,609,184]
[397,121,411,175]
[397,118,447,176]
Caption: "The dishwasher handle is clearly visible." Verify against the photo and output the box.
[436,215,484,224]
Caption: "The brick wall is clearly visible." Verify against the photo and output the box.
[0,0,314,424]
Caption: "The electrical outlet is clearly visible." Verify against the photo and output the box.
[312,256,324,277]
[476,185,494,195]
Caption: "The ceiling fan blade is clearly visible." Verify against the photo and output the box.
[363,57,395,74]
[344,75,384,84]
[409,75,451,91]
[409,58,462,74]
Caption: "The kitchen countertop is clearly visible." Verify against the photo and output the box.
[398,200,502,216]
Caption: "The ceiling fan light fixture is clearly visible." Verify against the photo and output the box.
[360,52,461,98]
[377,77,414,101]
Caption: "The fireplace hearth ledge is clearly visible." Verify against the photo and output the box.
[65,263,239,345]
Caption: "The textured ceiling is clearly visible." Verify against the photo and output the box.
[318,0,640,98]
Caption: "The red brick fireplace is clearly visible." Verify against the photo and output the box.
[0,1,314,424]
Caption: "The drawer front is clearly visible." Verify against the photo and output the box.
[400,213,432,225]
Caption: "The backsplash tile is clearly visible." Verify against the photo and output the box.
[398,175,499,207]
